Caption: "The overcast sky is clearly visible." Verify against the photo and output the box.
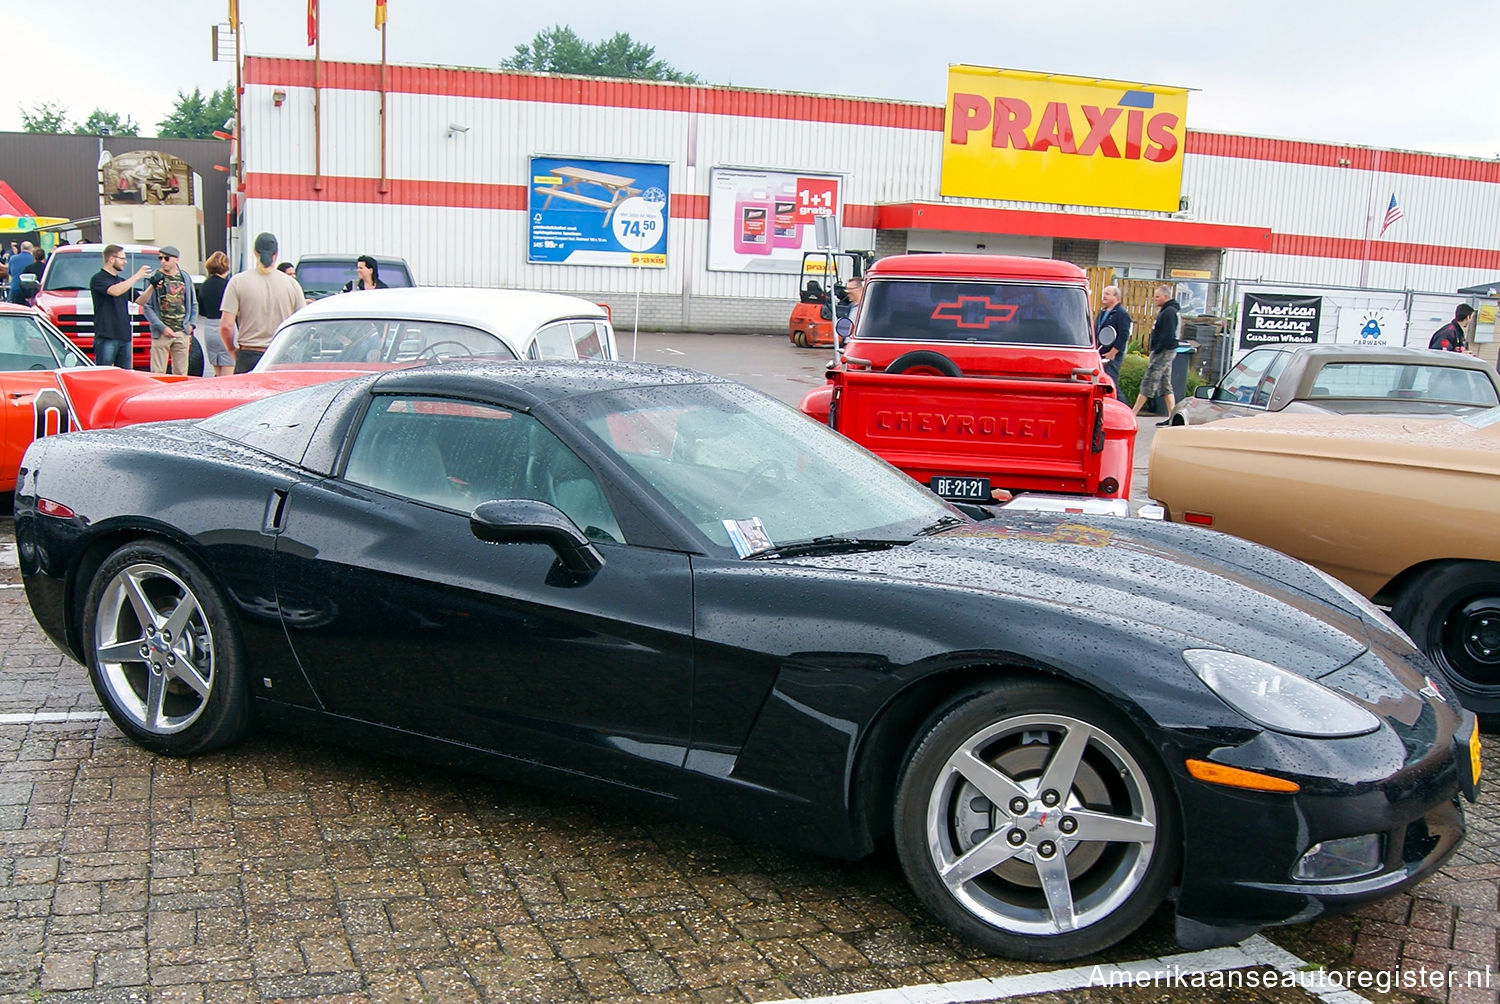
[6,0,1499,158]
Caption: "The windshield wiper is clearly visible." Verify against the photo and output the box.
[915,515,968,537]
[745,536,902,560]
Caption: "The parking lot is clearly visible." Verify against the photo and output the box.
[1,333,1495,1003]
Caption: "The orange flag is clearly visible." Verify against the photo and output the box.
[307,0,319,46]
[375,0,387,29]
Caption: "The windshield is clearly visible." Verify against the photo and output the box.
[858,279,1091,346]
[559,382,958,556]
[295,260,412,295]
[43,251,160,292]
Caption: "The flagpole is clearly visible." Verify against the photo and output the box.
[1357,149,1382,287]
[378,12,388,194]
[312,0,323,192]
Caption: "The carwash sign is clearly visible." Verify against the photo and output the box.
[941,65,1190,213]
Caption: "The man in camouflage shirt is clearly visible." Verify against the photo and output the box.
[138,245,198,374]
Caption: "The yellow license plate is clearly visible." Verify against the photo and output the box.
[1471,729,1483,786]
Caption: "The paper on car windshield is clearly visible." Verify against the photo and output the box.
[723,517,773,557]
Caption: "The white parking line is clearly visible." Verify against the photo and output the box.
[0,710,108,725]
[761,936,1370,1004]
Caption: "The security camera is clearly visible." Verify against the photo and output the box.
[447,123,469,136]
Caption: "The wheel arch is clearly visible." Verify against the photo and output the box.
[1372,557,1500,608]
[848,661,1182,858]
[62,524,219,661]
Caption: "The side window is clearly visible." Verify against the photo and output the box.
[532,322,577,360]
[1215,350,1278,404]
[1247,351,1291,408]
[342,395,624,541]
[570,320,608,360]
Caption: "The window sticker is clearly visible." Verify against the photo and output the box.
[722,517,773,557]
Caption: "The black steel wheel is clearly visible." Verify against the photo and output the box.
[894,679,1178,960]
[82,540,250,756]
[1393,561,1500,714]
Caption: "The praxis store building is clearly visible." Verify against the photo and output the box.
[233,57,1500,363]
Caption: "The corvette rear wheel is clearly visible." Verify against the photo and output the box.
[83,541,250,756]
[1393,561,1500,714]
[895,680,1178,960]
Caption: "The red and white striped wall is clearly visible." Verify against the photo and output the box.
[237,56,1500,326]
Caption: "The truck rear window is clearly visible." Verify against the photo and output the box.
[858,280,1090,347]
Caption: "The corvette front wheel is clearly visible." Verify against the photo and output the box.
[895,680,1178,960]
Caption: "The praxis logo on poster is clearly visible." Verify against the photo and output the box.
[941,66,1189,213]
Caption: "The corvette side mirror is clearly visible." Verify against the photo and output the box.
[470,498,603,577]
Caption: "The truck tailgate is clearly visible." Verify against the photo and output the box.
[834,369,1106,494]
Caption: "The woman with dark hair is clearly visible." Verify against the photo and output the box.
[342,255,388,293]
[198,251,236,375]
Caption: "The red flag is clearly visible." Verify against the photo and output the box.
[375,0,387,29]
[307,0,319,46]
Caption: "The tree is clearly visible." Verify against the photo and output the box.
[80,109,139,137]
[19,101,70,133]
[157,85,235,139]
[502,26,700,83]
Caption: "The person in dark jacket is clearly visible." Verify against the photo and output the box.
[1095,284,1131,399]
[1429,304,1474,354]
[341,255,389,293]
[1131,285,1180,424]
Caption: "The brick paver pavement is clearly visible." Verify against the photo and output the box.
[1,565,1495,1002]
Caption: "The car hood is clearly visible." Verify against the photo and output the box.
[791,513,1380,678]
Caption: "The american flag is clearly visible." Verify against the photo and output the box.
[1379,194,1404,236]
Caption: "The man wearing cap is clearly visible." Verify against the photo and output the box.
[137,246,198,374]
[220,232,305,374]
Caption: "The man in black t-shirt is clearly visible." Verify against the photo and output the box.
[1429,304,1474,354]
[89,245,152,368]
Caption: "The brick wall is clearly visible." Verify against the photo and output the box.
[874,230,908,260]
[1051,239,1100,268]
[1164,246,1223,278]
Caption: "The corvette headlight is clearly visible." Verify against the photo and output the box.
[1305,565,1410,642]
[1183,649,1381,738]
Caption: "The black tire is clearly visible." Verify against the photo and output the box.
[894,679,1179,960]
[187,336,205,377]
[1392,561,1500,714]
[82,540,250,756]
[886,350,962,377]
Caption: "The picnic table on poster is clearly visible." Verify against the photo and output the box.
[535,167,642,227]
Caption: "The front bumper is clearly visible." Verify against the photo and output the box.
[1168,703,1473,947]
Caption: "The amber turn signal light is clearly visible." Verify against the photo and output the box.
[1185,758,1299,793]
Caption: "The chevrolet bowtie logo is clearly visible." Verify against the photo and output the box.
[930,296,1019,329]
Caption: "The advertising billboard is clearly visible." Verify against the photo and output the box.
[1240,293,1322,349]
[940,65,1189,213]
[528,156,670,268]
[707,168,842,274]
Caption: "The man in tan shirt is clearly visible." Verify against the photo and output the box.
[220,232,306,373]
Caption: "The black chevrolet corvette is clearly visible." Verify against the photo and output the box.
[14,360,1480,961]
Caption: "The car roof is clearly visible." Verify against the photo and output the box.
[367,358,724,409]
[1263,343,1497,371]
[296,253,409,266]
[868,254,1088,283]
[280,287,611,346]
[47,243,161,254]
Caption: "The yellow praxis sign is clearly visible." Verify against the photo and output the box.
[941,65,1190,213]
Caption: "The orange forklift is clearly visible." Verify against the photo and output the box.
[787,249,872,348]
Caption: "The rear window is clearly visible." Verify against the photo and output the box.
[197,381,348,464]
[857,279,1091,346]
[1310,362,1499,406]
[295,260,413,295]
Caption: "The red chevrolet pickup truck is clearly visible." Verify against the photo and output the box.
[799,254,1137,502]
